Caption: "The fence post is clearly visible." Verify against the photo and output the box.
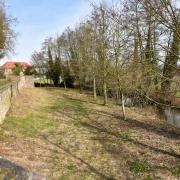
[10,84,13,99]
[17,81,19,93]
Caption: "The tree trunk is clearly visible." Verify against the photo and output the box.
[116,88,119,105]
[103,80,107,105]
[40,76,42,87]
[79,81,83,94]
[62,70,66,89]
[121,90,126,120]
[63,79,67,89]
[60,60,66,89]
[93,73,97,99]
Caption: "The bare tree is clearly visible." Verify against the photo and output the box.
[0,0,16,59]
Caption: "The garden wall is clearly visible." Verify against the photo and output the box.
[0,76,34,124]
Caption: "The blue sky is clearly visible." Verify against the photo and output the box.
[2,0,97,64]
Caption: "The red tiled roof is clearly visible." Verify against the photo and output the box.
[1,61,31,69]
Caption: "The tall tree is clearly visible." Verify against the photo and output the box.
[0,0,16,59]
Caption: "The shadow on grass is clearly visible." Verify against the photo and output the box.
[94,110,180,140]
[59,95,180,140]
[79,120,180,159]
[40,135,116,180]
[37,107,180,179]
[53,107,180,160]
[3,88,179,179]
[0,158,47,179]
[65,96,105,106]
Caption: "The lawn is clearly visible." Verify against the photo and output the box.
[176,91,180,98]
[34,79,53,85]
[0,80,12,89]
[0,88,179,179]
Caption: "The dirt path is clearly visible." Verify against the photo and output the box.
[0,88,179,179]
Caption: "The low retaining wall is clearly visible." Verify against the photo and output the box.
[7,75,34,88]
[20,76,34,88]
[0,81,19,124]
[0,76,34,124]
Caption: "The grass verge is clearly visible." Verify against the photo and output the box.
[0,88,179,180]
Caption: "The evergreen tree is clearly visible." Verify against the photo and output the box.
[53,56,61,86]
[48,47,61,86]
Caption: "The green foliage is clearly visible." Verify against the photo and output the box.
[62,75,74,88]
[65,164,77,171]
[0,70,5,78]
[171,166,180,178]
[161,27,180,93]
[13,63,22,76]
[128,159,151,174]
[47,46,54,79]
[53,56,61,86]
[0,80,11,89]
[176,92,180,98]
[24,66,37,75]
[61,64,74,88]
[120,131,130,139]
[144,175,153,180]
[48,47,61,86]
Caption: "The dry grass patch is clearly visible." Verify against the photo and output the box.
[0,88,179,179]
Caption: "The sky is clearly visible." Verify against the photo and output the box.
[1,0,97,64]
[1,0,180,65]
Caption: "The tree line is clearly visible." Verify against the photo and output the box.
[32,0,180,119]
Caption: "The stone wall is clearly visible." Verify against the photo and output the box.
[0,75,34,124]
[0,82,19,124]
[20,76,34,88]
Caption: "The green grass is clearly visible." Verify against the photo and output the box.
[128,159,151,174]
[0,80,12,89]
[0,88,88,139]
[0,90,56,138]
[0,88,179,179]
[176,91,180,97]
[0,88,89,139]
[48,93,87,115]
[1,112,54,138]
[34,79,53,85]
[49,101,66,111]
[65,164,77,171]
[144,175,153,180]
[171,166,180,178]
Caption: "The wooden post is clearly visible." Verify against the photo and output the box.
[10,84,13,98]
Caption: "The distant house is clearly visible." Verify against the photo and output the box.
[0,61,31,76]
